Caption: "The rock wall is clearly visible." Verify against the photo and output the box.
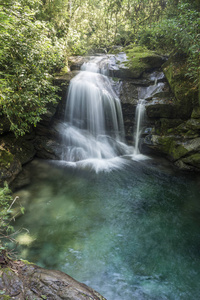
[144,53,200,171]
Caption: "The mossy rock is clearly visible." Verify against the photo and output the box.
[191,106,200,119]
[146,103,178,119]
[1,136,36,165]
[124,46,165,78]
[162,55,198,119]
[0,148,22,186]
[0,148,14,167]
[161,136,200,161]
[155,118,183,134]
[182,153,200,168]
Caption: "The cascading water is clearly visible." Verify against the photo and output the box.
[133,99,146,155]
[133,73,165,157]
[60,56,133,171]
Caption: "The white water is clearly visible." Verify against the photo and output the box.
[60,56,133,171]
[134,100,146,155]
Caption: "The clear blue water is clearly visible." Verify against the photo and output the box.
[13,157,200,300]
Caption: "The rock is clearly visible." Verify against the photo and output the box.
[0,114,11,135]
[34,137,62,160]
[2,135,36,165]
[146,103,178,119]
[182,153,200,169]
[191,107,200,119]
[124,46,166,78]
[162,54,198,119]
[0,147,22,187]
[68,56,90,70]
[10,168,31,191]
[0,259,106,300]
[119,81,139,104]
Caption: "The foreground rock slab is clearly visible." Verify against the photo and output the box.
[0,259,106,300]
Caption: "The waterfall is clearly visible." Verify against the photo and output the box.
[59,56,132,171]
[133,100,146,155]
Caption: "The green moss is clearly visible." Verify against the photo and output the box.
[124,46,163,73]
[163,56,198,118]
[157,136,174,154]
[21,259,34,265]
[183,153,200,167]
[0,149,14,169]
[156,136,188,161]
[169,144,188,161]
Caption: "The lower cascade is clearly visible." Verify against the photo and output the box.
[59,56,134,171]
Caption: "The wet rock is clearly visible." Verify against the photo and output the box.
[146,103,178,119]
[0,147,22,187]
[2,135,36,165]
[10,168,31,191]
[68,56,90,70]
[0,259,106,300]
[34,137,62,160]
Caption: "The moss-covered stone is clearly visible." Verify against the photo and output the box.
[155,118,183,135]
[162,55,198,119]
[168,144,189,161]
[146,103,178,119]
[0,148,14,168]
[182,153,200,168]
[191,107,200,119]
[0,146,22,187]
[124,46,165,78]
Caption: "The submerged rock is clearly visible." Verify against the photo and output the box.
[0,258,106,300]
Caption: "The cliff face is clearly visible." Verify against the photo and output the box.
[144,53,200,171]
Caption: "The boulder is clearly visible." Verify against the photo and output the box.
[162,54,198,119]
[0,147,22,187]
[123,46,166,79]
[0,258,106,300]
[146,103,178,119]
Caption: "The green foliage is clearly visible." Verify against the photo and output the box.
[0,184,14,250]
[0,183,24,251]
[0,0,66,136]
[138,1,200,85]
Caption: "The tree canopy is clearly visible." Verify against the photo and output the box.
[0,0,199,136]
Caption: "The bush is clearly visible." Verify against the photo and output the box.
[0,1,66,136]
[138,2,200,85]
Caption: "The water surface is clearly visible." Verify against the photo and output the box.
[13,157,200,300]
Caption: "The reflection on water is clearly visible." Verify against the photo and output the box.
[12,158,200,300]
